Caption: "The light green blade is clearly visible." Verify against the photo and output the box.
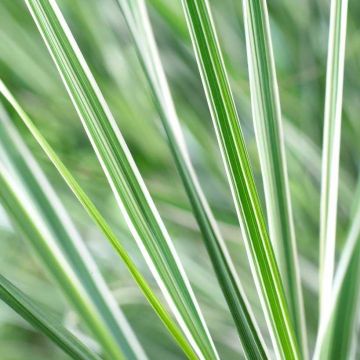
[0,105,145,360]
[319,0,348,318]
[314,182,360,360]
[24,0,217,358]
[181,0,300,358]
[0,274,100,360]
[0,80,197,360]
[115,0,268,358]
[242,0,307,356]
[0,162,141,360]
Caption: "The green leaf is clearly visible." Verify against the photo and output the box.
[115,0,268,358]
[0,274,100,360]
[319,0,349,318]
[0,80,197,360]
[314,180,360,360]
[0,105,145,360]
[242,0,307,356]
[181,0,300,358]
[23,0,217,359]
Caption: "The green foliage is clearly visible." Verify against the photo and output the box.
[181,0,299,357]
[319,0,349,321]
[242,0,307,356]
[115,1,267,358]
[0,274,100,360]
[0,81,197,360]
[0,0,358,359]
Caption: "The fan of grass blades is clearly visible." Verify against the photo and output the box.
[0,0,358,359]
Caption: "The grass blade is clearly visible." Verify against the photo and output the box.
[314,187,360,359]
[115,0,268,358]
[0,105,145,360]
[319,0,348,317]
[242,0,307,356]
[0,80,197,360]
[0,163,136,360]
[181,0,300,357]
[0,274,100,360]
[24,0,218,358]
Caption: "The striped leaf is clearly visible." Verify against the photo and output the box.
[24,0,217,358]
[242,0,307,356]
[115,0,268,358]
[319,0,348,318]
[314,185,360,359]
[181,0,300,358]
[0,80,197,360]
[0,104,145,359]
[0,274,100,360]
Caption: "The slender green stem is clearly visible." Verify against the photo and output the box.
[242,0,307,356]
[181,0,300,358]
[0,103,144,360]
[315,185,360,359]
[116,1,268,358]
[319,0,348,319]
[0,80,197,360]
[23,0,218,358]
[0,163,128,360]
[0,275,101,360]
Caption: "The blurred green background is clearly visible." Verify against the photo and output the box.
[0,0,359,358]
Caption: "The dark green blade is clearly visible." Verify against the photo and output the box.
[181,0,300,358]
[0,274,101,360]
[115,0,268,358]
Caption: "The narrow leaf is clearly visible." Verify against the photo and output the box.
[242,0,307,356]
[0,274,100,360]
[181,0,300,358]
[24,0,217,358]
[314,185,360,359]
[319,0,348,317]
[0,80,197,360]
[0,105,145,360]
[115,0,268,358]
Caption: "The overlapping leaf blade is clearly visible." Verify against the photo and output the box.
[24,0,218,358]
[181,0,300,358]
[115,0,268,358]
[319,0,349,318]
[315,189,360,359]
[242,0,307,356]
[0,274,100,360]
[0,105,145,360]
[0,81,197,360]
